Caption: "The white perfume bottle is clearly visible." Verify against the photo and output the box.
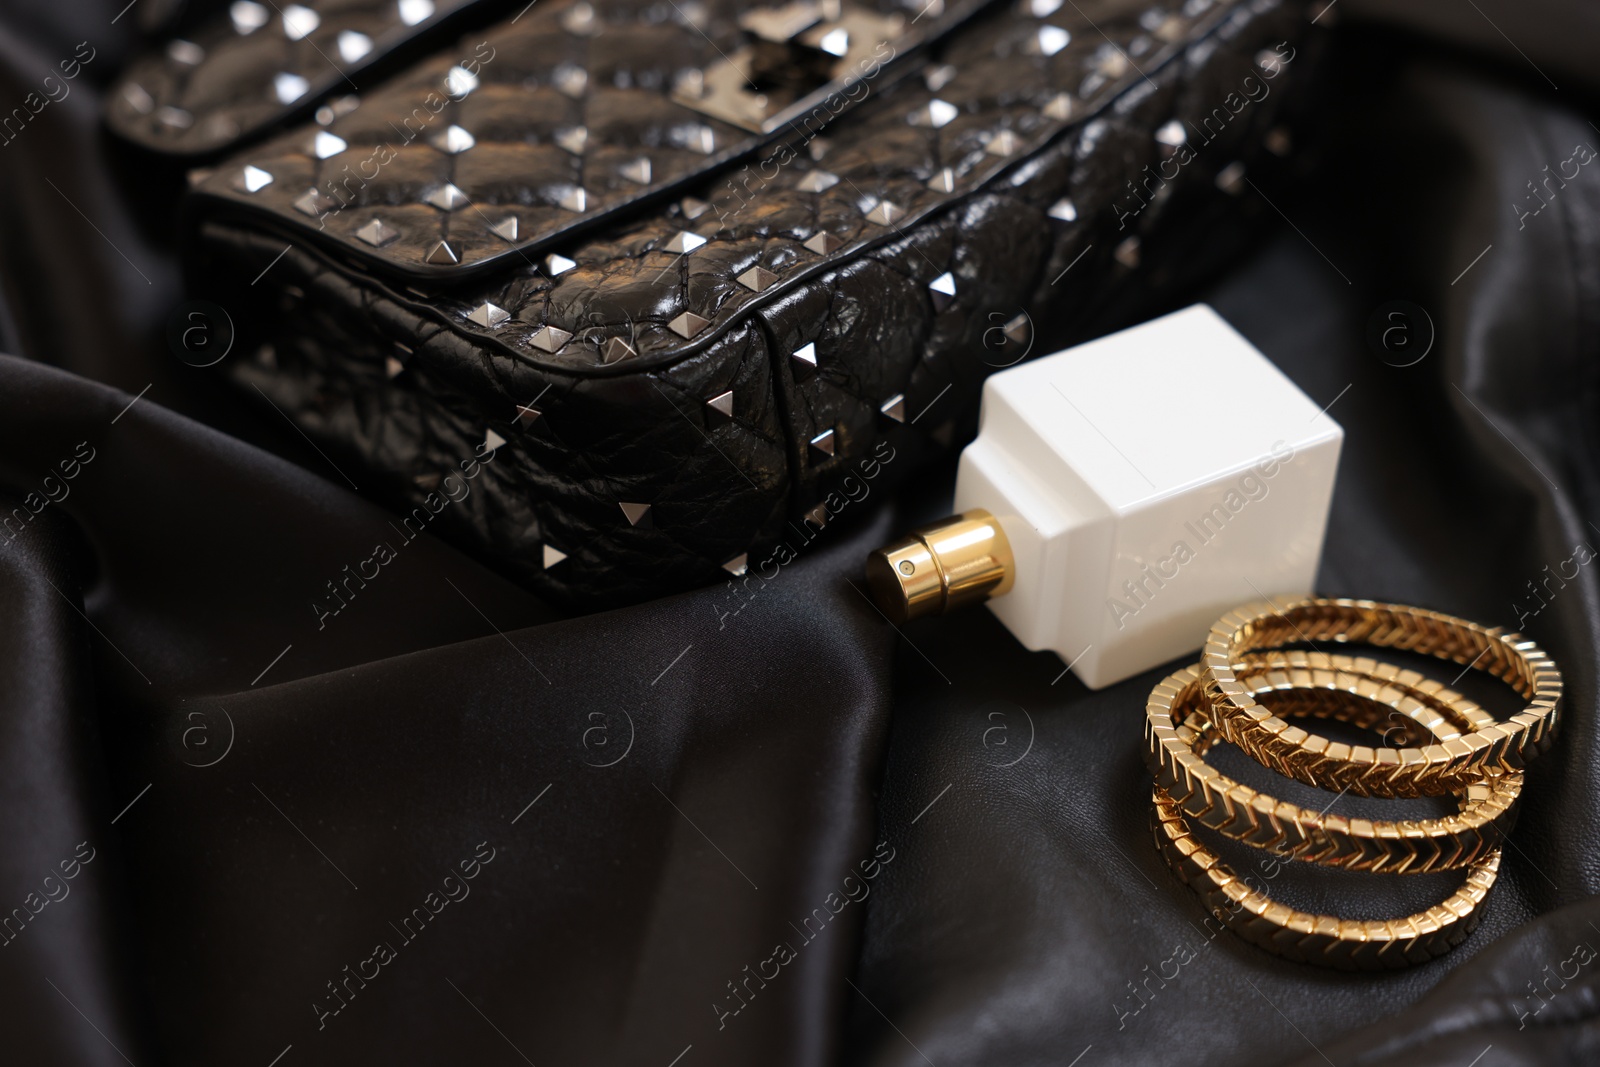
[866,304,1343,689]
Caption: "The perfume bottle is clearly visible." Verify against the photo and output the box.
[866,304,1343,689]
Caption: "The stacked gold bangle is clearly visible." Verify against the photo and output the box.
[1143,598,1562,971]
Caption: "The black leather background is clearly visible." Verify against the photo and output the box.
[0,3,1598,1067]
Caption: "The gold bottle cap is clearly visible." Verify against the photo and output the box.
[865,509,1015,624]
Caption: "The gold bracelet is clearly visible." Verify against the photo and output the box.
[1151,787,1500,970]
[1201,599,1562,797]
[1145,653,1521,874]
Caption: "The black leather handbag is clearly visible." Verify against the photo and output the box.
[109,0,1318,608]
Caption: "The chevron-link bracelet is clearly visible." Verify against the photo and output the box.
[1150,786,1500,970]
[1201,599,1562,798]
[1145,653,1522,875]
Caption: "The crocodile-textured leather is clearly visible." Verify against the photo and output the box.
[153,0,1316,608]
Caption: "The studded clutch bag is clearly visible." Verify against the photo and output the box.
[110,0,1316,608]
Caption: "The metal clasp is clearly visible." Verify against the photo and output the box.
[673,0,906,133]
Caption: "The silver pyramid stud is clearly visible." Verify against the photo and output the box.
[1114,236,1141,269]
[880,394,906,422]
[791,342,818,375]
[985,130,1021,157]
[803,231,843,255]
[424,183,470,211]
[926,168,956,193]
[674,67,706,99]
[1043,92,1074,120]
[1003,313,1029,346]
[1153,13,1187,41]
[338,30,373,63]
[483,428,507,453]
[1029,25,1071,55]
[123,83,154,114]
[1215,161,1246,195]
[1026,0,1064,15]
[398,0,434,25]
[355,218,401,247]
[561,1,598,35]
[554,186,588,213]
[167,39,205,66]
[1256,48,1287,76]
[158,106,194,129]
[669,312,710,339]
[928,271,957,311]
[924,64,956,91]
[1094,47,1130,77]
[445,64,479,97]
[796,170,839,193]
[620,157,652,184]
[619,502,652,528]
[274,72,310,104]
[542,543,567,568]
[863,200,904,226]
[804,503,829,528]
[909,99,959,128]
[662,231,707,254]
[467,302,509,328]
[736,266,777,293]
[552,64,587,98]
[677,124,715,154]
[488,216,519,242]
[413,472,443,491]
[554,126,588,155]
[1155,119,1186,151]
[815,25,850,56]
[601,337,636,364]
[310,130,347,159]
[232,165,274,193]
[424,240,460,265]
[705,389,734,419]
[809,428,835,459]
[528,325,574,353]
[282,4,319,39]
[808,137,831,161]
[231,1,269,35]
[514,403,541,428]
[385,355,406,378]
[545,253,577,275]
[429,125,475,154]
[292,188,331,216]
[681,197,711,219]
[1048,197,1078,222]
[316,95,360,125]
[722,554,748,577]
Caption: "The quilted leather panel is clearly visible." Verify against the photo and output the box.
[108,0,485,155]
[177,0,1315,607]
[181,0,1001,277]
[203,222,791,604]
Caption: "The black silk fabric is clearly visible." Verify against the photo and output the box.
[3,3,1600,1066]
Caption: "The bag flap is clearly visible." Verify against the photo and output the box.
[170,0,1056,282]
